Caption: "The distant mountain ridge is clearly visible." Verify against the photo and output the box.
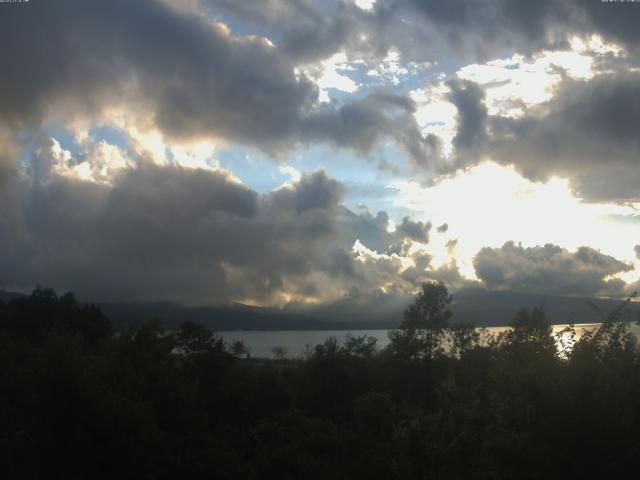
[2,288,638,330]
[0,290,27,303]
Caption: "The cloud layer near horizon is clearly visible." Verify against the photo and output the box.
[1,0,639,307]
[2,139,635,307]
[2,139,452,305]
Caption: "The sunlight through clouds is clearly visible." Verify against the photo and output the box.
[303,52,360,103]
[390,162,640,281]
[410,82,458,156]
[353,0,376,11]
[3,0,640,306]
[457,50,594,117]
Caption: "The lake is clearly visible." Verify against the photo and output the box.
[219,323,640,358]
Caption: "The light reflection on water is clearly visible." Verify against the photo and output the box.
[219,323,640,359]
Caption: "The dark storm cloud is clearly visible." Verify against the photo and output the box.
[396,217,431,243]
[204,0,573,65]
[473,73,640,202]
[0,131,455,305]
[2,0,637,179]
[204,0,640,78]
[2,0,639,308]
[337,209,394,254]
[381,0,640,61]
[0,130,20,186]
[270,171,345,212]
[300,92,442,167]
[0,140,346,303]
[447,79,488,159]
[276,3,358,63]
[0,0,316,153]
[0,142,436,304]
[188,0,640,200]
[474,241,632,297]
[201,0,377,63]
[0,0,435,169]
[391,0,572,59]
[200,0,640,70]
[578,0,640,52]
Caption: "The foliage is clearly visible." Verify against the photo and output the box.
[2,286,640,478]
[388,281,452,359]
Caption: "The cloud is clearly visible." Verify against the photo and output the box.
[204,0,573,64]
[4,138,636,308]
[202,0,640,71]
[3,0,640,311]
[387,0,640,62]
[475,72,640,202]
[300,91,442,167]
[447,79,488,159]
[579,1,640,52]
[1,141,455,305]
[0,0,316,152]
[29,138,134,185]
[3,155,327,303]
[4,0,637,181]
[200,0,361,63]
[395,217,431,243]
[474,241,632,297]
[187,1,640,188]
[396,0,570,57]
[0,0,438,171]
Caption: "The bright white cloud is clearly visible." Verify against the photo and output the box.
[28,137,133,185]
[304,52,360,103]
[457,50,595,117]
[569,34,623,56]
[353,0,376,11]
[169,142,219,170]
[409,82,458,156]
[390,162,640,282]
[278,164,302,185]
[366,48,415,86]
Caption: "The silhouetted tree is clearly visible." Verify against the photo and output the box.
[3,285,640,479]
[449,322,480,358]
[176,320,225,356]
[388,281,452,359]
[271,345,288,360]
[230,339,249,358]
[343,334,378,359]
[0,287,110,349]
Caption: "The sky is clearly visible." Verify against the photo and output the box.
[1,0,640,313]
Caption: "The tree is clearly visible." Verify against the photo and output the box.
[175,320,225,356]
[403,281,453,331]
[509,306,552,342]
[388,281,452,359]
[449,323,480,358]
[271,345,289,360]
[497,306,557,359]
[343,334,378,359]
[230,340,249,358]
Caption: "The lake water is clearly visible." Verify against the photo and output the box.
[219,323,640,358]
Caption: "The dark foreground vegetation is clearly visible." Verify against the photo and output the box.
[1,284,640,479]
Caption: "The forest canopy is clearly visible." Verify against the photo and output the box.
[1,283,639,479]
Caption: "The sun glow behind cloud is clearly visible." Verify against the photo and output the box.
[390,162,640,281]
[303,52,360,103]
[4,0,640,306]
[353,0,377,11]
[456,50,595,117]
[409,38,623,159]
